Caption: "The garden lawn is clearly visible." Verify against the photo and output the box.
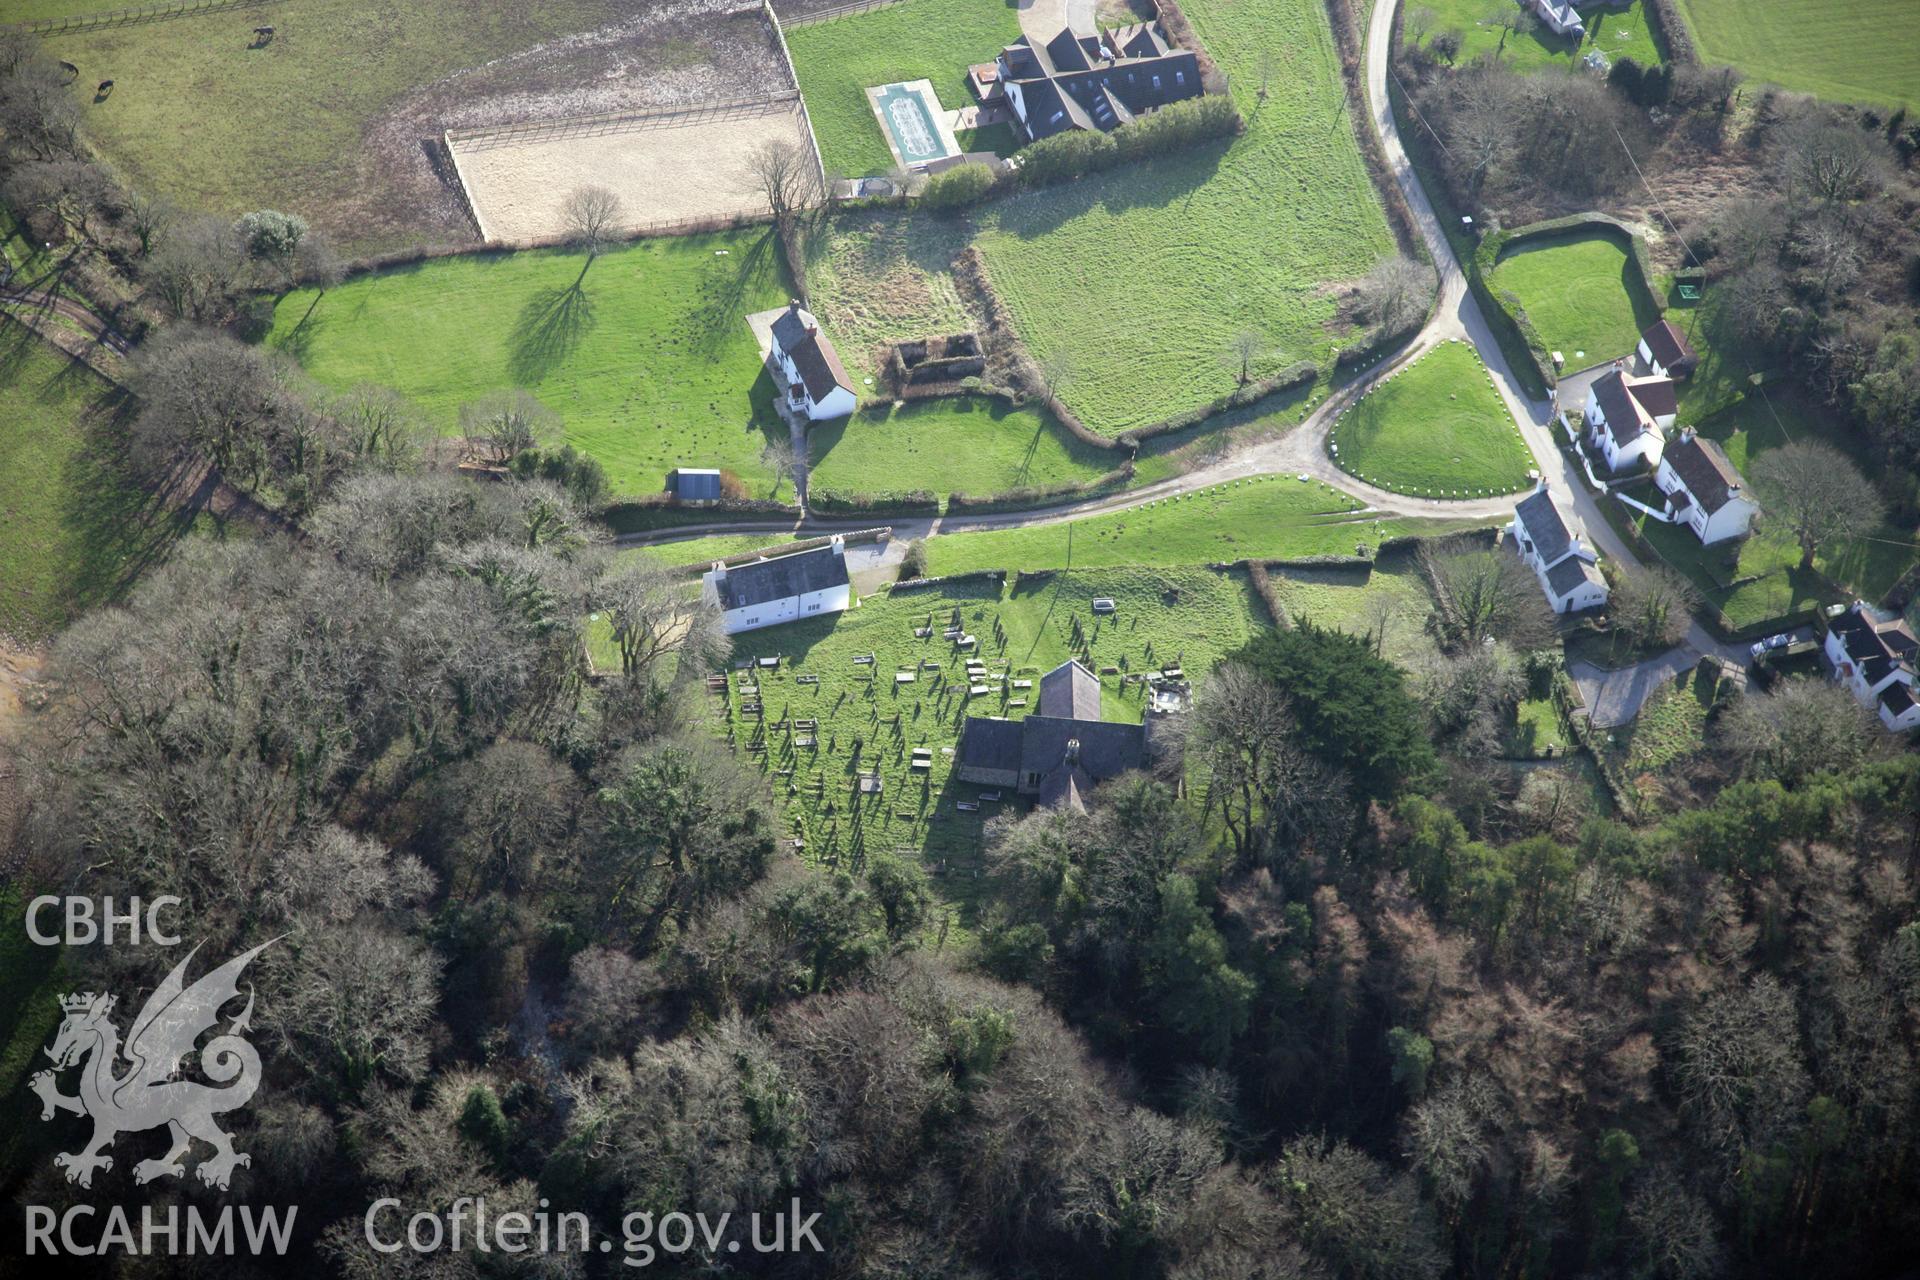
[1604,670,1709,776]
[1669,0,1918,109]
[972,0,1396,433]
[1505,697,1568,759]
[707,565,1265,897]
[268,230,794,498]
[925,474,1492,575]
[1328,339,1534,497]
[1489,229,1659,367]
[0,324,179,640]
[785,0,1026,177]
[1410,0,1664,71]
[809,397,1114,499]
[1264,549,1443,670]
[44,0,638,252]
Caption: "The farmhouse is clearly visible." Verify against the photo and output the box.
[992,22,1201,143]
[1654,428,1758,545]
[1525,0,1585,38]
[667,468,723,504]
[1637,318,1699,380]
[1584,368,1677,473]
[770,302,859,421]
[954,659,1149,809]
[701,537,851,635]
[1508,482,1608,613]
[1824,601,1920,732]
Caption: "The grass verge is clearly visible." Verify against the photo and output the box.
[1328,339,1535,497]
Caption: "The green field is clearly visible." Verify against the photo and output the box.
[710,566,1265,887]
[0,324,179,640]
[971,0,1396,433]
[1670,0,1918,108]
[809,397,1114,498]
[785,0,1025,177]
[1490,230,1659,368]
[1410,0,1663,71]
[268,230,793,498]
[1265,550,1443,670]
[924,475,1491,576]
[1328,339,1535,497]
[41,0,636,251]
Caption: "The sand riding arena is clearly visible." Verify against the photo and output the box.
[446,92,819,244]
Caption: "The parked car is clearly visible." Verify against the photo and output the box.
[1750,632,1795,659]
[1091,598,1117,614]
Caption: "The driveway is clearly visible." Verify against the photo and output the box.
[1569,623,1812,728]
[1018,0,1096,42]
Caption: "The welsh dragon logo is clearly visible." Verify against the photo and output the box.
[30,940,276,1191]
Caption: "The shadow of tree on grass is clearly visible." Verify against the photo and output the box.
[507,282,596,387]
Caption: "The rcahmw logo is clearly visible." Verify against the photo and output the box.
[21,906,298,1259]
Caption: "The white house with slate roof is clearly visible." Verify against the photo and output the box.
[1525,0,1585,37]
[1824,601,1920,732]
[1585,368,1677,474]
[1655,428,1758,545]
[1508,482,1608,613]
[995,22,1201,143]
[1637,318,1699,380]
[769,301,858,421]
[701,538,851,635]
[954,659,1149,810]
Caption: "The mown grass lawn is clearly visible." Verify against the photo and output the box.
[809,397,1114,498]
[1265,550,1443,670]
[1489,229,1660,367]
[785,0,1026,177]
[268,230,793,498]
[972,0,1396,434]
[1669,0,1918,109]
[925,475,1492,575]
[0,324,183,640]
[1410,0,1664,71]
[1328,339,1534,498]
[708,566,1265,896]
[44,0,638,252]
[1505,697,1568,759]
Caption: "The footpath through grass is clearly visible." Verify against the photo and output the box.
[1328,339,1534,497]
[809,397,1114,498]
[1410,0,1664,70]
[1669,0,1917,109]
[269,230,793,498]
[972,0,1396,433]
[786,0,1026,177]
[925,474,1490,575]
[709,566,1265,900]
[1489,229,1659,366]
[0,323,179,640]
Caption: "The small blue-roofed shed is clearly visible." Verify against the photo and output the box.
[669,468,723,503]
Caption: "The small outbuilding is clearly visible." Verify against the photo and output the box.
[668,468,723,504]
[1637,318,1699,380]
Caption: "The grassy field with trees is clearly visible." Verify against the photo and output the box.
[971,0,1396,433]
[1327,339,1534,497]
[1407,0,1663,70]
[785,0,1026,177]
[1669,0,1918,107]
[1488,229,1660,365]
[34,0,639,251]
[268,229,793,497]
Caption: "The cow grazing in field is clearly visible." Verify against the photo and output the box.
[250,25,275,47]
[57,61,79,84]
[94,80,114,100]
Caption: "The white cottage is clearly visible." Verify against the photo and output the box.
[1637,318,1698,380]
[701,537,851,635]
[1508,482,1608,613]
[1525,0,1585,38]
[1655,428,1758,546]
[1585,368,1677,474]
[1824,601,1920,732]
[769,302,858,421]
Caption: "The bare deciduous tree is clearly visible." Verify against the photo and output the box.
[761,436,801,498]
[1355,256,1438,338]
[594,562,730,686]
[1610,563,1698,650]
[1424,540,1556,651]
[1750,438,1880,570]
[125,189,176,257]
[561,184,625,261]
[1190,663,1350,864]
[273,922,443,1091]
[742,138,820,227]
[1716,676,1883,784]
[459,388,560,464]
[1774,108,1889,206]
